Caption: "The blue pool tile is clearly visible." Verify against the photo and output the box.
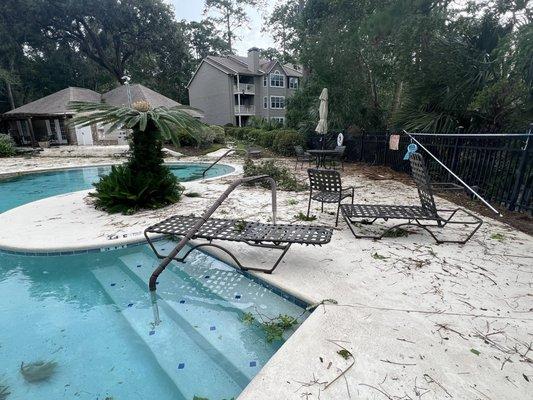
[179,300,185,304]
[204,275,210,279]
[210,326,216,331]
[149,330,155,336]
[136,264,142,268]
[249,361,257,367]
[235,294,241,299]
[127,303,134,307]
[110,283,116,287]
[177,363,185,370]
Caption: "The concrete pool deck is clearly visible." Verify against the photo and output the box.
[0,154,532,399]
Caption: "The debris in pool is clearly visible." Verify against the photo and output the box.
[20,360,58,382]
[0,379,11,400]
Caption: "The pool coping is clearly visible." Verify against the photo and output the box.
[0,159,239,180]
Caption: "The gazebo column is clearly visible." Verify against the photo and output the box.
[26,117,38,147]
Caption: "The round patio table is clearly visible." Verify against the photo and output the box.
[307,149,342,168]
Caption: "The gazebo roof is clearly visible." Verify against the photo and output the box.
[4,87,101,117]
[3,84,204,119]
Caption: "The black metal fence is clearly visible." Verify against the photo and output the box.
[309,130,532,213]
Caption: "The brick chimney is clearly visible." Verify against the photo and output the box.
[247,47,260,73]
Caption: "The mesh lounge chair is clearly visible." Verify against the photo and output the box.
[145,175,333,275]
[294,145,313,169]
[307,169,355,226]
[340,153,482,244]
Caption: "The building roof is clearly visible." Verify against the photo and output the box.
[3,84,203,119]
[204,55,303,78]
[4,87,101,117]
[102,84,203,118]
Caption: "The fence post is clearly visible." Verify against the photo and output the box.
[448,126,463,181]
[508,123,532,211]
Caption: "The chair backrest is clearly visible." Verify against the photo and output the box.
[409,153,438,215]
[307,169,343,192]
[294,145,305,155]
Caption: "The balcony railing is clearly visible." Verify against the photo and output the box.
[233,83,255,94]
[234,105,255,115]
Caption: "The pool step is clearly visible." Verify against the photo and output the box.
[118,249,276,379]
[92,265,245,400]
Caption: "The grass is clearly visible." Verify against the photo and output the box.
[382,227,411,238]
[184,192,201,198]
[294,212,316,221]
[490,232,505,241]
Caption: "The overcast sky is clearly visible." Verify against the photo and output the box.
[168,0,277,55]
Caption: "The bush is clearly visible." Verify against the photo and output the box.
[243,159,307,191]
[209,125,226,144]
[271,129,306,156]
[91,164,184,214]
[0,134,16,157]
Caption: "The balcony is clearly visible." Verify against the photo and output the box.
[233,83,255,94]
[234,105,255,115]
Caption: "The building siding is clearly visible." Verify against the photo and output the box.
[189,62,233,125]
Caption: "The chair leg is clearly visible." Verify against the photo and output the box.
[307,194,312,217]
[321,202,324,212]
[336,201,341,226]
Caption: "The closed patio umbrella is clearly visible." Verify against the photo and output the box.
[315,88,328,149]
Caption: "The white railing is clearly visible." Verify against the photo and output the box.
[233,83,255,94]
[234,105,255,115]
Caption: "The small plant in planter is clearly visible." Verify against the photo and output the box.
[70,100,206,214]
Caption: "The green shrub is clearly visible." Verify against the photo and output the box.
[271,129,305,156]
[0,134,16,157]
[91,164,184,214]
[243,159,307,191]
[209,125,226,144]
[256,130,275,148]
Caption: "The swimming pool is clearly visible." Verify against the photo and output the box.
[0,241,308,399]
[0,162,307,399]
[0,163,234,214]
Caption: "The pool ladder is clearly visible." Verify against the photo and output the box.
[148,175,277,325]
[201,147,237,178]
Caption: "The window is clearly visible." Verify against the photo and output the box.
[271,117,285,125]
[263,96,268,109]
[269,70,284,87]
[288,77,299,89]
[270,96,285,109]
[263,76,267,87]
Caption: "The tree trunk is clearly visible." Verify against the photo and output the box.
[226,13,232,53]
[392,81,404,114]
[6,82,15,110]
[6,58,16,110]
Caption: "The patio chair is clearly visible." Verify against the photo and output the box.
[145,175,333,276]
[327,145,346,170]
[307,169,355,226]
[340,153,482,244]
[294,145,313,169]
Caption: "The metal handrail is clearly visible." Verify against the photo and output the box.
[201,148,236,178]
[148,175,277,292]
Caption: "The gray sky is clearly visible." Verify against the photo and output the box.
[168,0,277,55]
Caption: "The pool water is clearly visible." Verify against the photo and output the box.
[0,241,308,400]
[0,163,234,213]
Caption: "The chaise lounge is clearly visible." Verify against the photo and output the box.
[145,175,333,286]
[340,153,482,244]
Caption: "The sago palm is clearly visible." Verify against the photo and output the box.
[69,100,207,214]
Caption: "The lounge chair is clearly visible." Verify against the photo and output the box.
[294,145,313,169]
[145,175,333,277]
[340,153,482,244]
[307,168,355,226]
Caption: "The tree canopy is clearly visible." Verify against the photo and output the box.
[277,0,532,132]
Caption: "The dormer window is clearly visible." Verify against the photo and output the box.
[270,70,284,88]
